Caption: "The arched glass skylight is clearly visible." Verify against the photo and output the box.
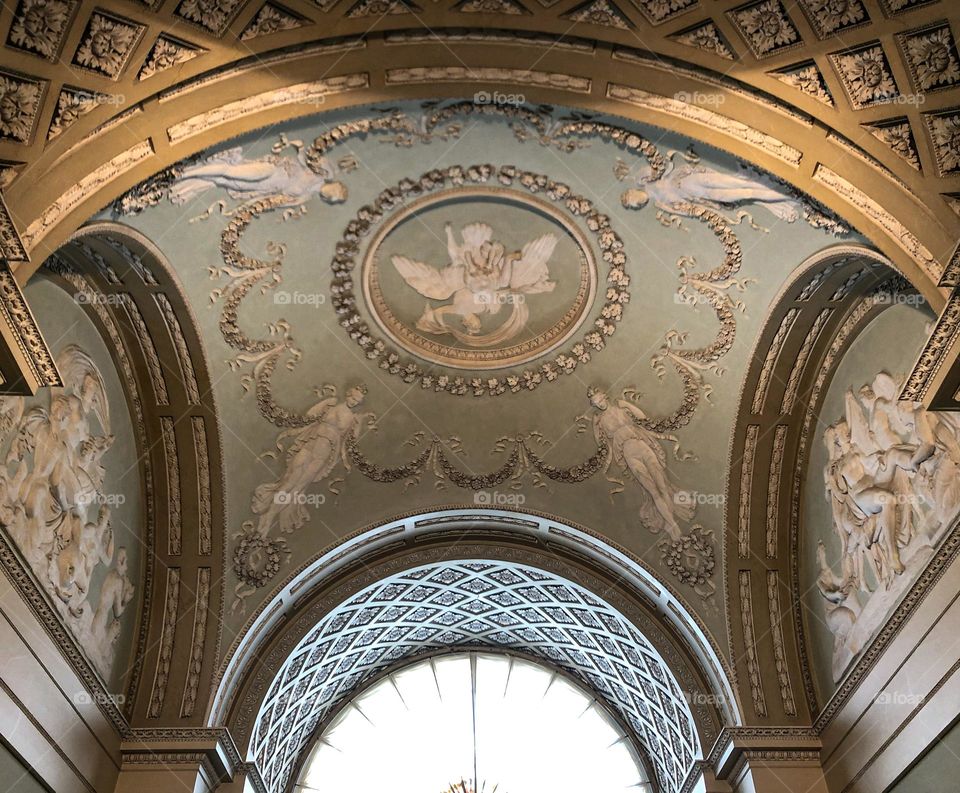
[296,652,653,793]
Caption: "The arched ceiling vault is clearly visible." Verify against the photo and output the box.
[0,0,958,309]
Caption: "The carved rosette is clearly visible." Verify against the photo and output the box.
[899,24,960,93]
[72,11,145,79]
[7,0,75,60]
[830,43,900,109]
[728,0,801,58]
[0,71,43,143]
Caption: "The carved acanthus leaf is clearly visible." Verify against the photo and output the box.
[670,21,734,59]
[564,0,632,29]
[771,62,834,106]
[138,35,204,80]
[240,3,307,40]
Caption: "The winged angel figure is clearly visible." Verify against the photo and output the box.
[392,223,558,347]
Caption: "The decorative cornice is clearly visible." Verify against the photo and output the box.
[0,263,61,392]
[606,84,803,166]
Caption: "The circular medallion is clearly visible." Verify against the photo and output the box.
[362,187,598,370]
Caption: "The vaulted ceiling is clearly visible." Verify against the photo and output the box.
[1,0,959,298]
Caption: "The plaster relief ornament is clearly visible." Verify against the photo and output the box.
[901,24,960,92]
[138,35,203,81]
[251,384,375,536]
[818,371,960,681]
[392,223,557,346]
[0,72,42,143]
[728,0,800,58]
[582,386,715,598]
[73,11,145,80]
[0,346,135,680]
[831,44,899,109]
[168,135,348,215]
[619,149,808,223]
[8,0,75,60]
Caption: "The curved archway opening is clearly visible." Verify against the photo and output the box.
[251,558,701,793]
[298,650,654,793]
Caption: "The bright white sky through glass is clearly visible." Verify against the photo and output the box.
[297,652,652,793]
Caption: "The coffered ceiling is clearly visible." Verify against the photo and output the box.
[0,0,957,278]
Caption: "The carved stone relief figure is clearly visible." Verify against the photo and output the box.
[251,384,375,536]
[818,371,960,681]
[619,149,808,222]
[582,386,692,541]
[392,222,557,345]
[168,135,348,214]
[0,345,134,680]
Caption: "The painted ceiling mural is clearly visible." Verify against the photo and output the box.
[0,276,143,692]
[802,302,953,699]
[107,100,858,638]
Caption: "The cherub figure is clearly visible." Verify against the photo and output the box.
[393,222,557,346]
[90,547,135,657]
[583,387,693,540]
[618,151,804,222]
[252,385,375,535]
[170,134,348,210]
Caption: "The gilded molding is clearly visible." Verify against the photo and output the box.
[751,308,798,414]
[780,307,831,414]
[901,290,960,402]
[765,425,787,559]
[738,570,767,716]
[813,165,938,282]
[192,416,213,556]
[0,192,27,262]
[606,84,803,166]
[119,293,169,406]
[155,292,201,404]
[766,570,797,716]
[161,417,183,556]
[22,140,154,251]
[148,566,181,718]
[157,39,365,103]
[385,66,591,93]
[166,74,369,144]
[0,264,61,388]
[180,567,211,717]
[737,425,759,559]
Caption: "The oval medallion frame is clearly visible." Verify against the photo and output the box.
[361,186,599,370]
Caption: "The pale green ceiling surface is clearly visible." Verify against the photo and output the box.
[102,101,861,641]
